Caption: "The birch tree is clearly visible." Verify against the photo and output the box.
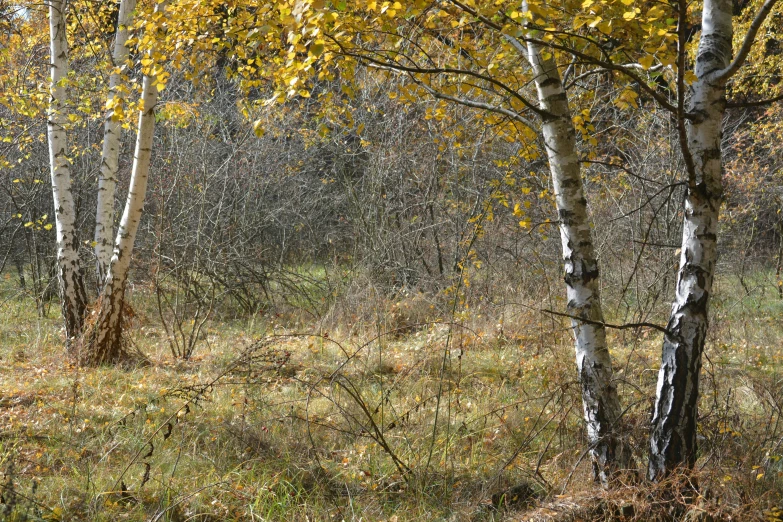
[647,0,781,480]
[522,21,630,483]
[47,0,88,348]
[438,0,782,479]
[83,1,169,365]
[35,0,292,364]
[94,0,137,289]
[278,0,632,481]
[41,0,171,364]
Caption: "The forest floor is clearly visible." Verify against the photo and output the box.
[0,273,782,521]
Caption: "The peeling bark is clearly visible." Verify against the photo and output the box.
[524,23,630,483]
[648,0,731,480]
[47,0,88,349]
[95,0,137,288]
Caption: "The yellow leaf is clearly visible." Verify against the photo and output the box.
[639,55,655,70]
[44,224,53,231]
[310,41,325,57]
[253,120,265,138]
[623,10,636,20]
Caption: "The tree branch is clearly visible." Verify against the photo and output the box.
[414,79,538,129]
[676,0,697,183]
[541,309,670,335]
[711,0,781,83]
[522,35,682,116]
[580,159,671,186]
[325,34,555,120]
[446,0,683,115]
[726,92,783,108]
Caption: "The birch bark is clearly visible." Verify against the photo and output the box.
[648,0,779,479]
[94,0,137,288]
[524,31,629,482]
[47,0,88,349]
[85,9,163,365]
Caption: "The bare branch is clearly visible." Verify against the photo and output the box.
[541,309,670,335]
[726,92,783,108]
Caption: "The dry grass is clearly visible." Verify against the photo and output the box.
[0,276,781,521]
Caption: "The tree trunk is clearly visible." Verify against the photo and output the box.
[84,30,162,365]
[524,31,630,483]
[47,0,88,349]
[647,0,731,480]
[94,0,137,289]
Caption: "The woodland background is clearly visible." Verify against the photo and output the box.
[1,0,783,520]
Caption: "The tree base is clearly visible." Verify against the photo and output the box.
[76,298,148,367]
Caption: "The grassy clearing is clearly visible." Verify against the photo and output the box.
[0,273,781,521]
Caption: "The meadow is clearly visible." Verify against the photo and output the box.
[0,269,781,521]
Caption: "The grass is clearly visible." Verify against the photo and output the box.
[0,270,781,521]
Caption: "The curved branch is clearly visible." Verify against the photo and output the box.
[414,78,537,128]
[325,34,555,119]
[711,0,781,83]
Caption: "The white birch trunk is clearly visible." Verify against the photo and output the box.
[94,0,137,288]
[647,0,733,480]
[524,33,629,482]
[47,0,88,348]
[86,20,162,365]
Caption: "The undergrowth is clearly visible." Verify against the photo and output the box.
[0,273,781,521]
